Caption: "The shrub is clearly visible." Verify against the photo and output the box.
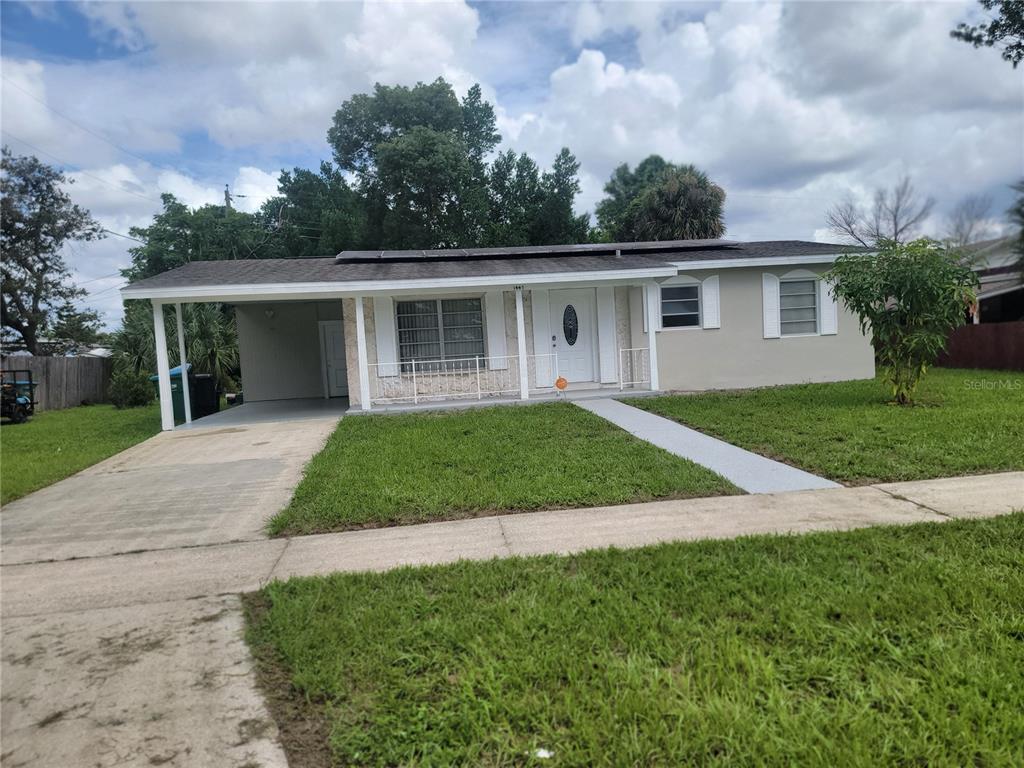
[108,367,154,409]
[828,239,978,405]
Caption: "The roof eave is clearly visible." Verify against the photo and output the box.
[120,265,679,303]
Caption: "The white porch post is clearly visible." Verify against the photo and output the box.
[152,301,174,430]
[174,302,192,425]
[354,295,372,411]
[515,286,529,400]
[644,281,661,392]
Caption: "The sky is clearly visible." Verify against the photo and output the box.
[2,0,1022,329]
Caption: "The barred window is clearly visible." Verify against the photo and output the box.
[396,298,485,371]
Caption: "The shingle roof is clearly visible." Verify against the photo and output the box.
[122,239,865,294]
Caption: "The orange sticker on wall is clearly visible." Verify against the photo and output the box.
[555,377,568,391]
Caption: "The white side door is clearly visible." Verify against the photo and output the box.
[548,288,597,383]
[319,321,348,397]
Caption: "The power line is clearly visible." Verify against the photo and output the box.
[1,130,162,204]
[102,228,147,244]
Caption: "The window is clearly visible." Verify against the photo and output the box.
[661,284,700,328]
[779,279,818,335]
[396,298,485,371]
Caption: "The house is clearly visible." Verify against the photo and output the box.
[963,235,1023,324]
[120,238,876,430]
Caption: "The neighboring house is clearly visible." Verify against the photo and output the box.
[962,235,1023,324]
[121,238,876,430]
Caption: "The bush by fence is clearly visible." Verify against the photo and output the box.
[1,356,114,410]
[936,321,1024,372]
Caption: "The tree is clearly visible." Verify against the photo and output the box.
[621,166,727,241]
[112,300,239,391]
[595,156,725,241]
[122,193,282,282]
[327,79,500,249]
[532,148,590,245]
[951,0,1024,68]
[828,239,978,405]
[1,147,104,354]
[48,304,103,355]
[826,175,936,248]
[945,193,994,249]
[262,162,367,259]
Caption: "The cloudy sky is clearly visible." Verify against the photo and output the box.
[2,0,1021,328]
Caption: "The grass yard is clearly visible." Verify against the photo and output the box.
[247,513,1024,767]
[634,368,1024,485]
[1,403,160,504]
[269,402,738,536]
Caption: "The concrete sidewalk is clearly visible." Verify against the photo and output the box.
[4,471,1020,618]
[574,397,841,493]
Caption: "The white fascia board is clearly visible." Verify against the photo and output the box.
[668,254,863,270]
[119,266,679,303]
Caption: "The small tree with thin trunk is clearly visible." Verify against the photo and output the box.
[828,239,978,405]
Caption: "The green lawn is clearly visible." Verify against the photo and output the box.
[246,514,1024,767]
[269,402,738,536]
[1,403,160,504]
[634,368,1024,485]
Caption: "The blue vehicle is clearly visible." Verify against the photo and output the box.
[1,369,38,424]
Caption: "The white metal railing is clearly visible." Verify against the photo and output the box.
[368,353,559,405]
[618,347,651,390]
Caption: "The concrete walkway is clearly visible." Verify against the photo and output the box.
[575,397,841,493]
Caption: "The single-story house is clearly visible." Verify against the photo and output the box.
[963,235,1023,324]
[121,238,876,431]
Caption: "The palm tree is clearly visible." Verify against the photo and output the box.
[621,165,726,241]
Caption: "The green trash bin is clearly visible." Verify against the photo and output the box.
[149,364,191,423]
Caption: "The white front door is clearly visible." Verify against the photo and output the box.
[320,321,348,397]
[548,288,597,383]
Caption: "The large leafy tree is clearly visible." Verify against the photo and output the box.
[328,79,500,249]
[1,147,104,354]
[828,239,978,405]
[123,193,282,282]
[951,0,1024,68]
[595,156,725,241]
[261,162,367,259]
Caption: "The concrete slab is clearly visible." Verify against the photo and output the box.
[875,471,1024,519]
[182,397,348,429]
[0,595,287,768]
[272,517,510,579]
[498,486,942,557]
[1,539,286,618]
[574,398,842,493]
[1,417,337,564]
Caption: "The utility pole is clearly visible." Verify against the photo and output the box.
[224,184,233,210]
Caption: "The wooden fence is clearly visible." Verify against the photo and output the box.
[1,356,114,411]
[936,321,1024,372]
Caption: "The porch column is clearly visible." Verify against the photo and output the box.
[152,301,174,431]
[515,286,529,400]
[354,295,372,411]
[644,281,661,392]
[175,302,192,425]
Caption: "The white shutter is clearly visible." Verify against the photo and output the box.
[596,286,617,383]
[762,273,780,339]
[531,288,553,386]
[372,296,399,376]
[819,278,838,335]
[484,290,508,369]
[701,275,721,329]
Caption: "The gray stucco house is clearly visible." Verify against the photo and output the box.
[121,238,876,430]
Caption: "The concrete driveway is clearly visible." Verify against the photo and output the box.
[1,416,337,565]
[1,413,339,768]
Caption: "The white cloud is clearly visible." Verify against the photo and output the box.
[3,0,1022,327]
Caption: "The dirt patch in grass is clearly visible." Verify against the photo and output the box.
[241,593,333,768]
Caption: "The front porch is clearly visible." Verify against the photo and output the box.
[148,281,664,430]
